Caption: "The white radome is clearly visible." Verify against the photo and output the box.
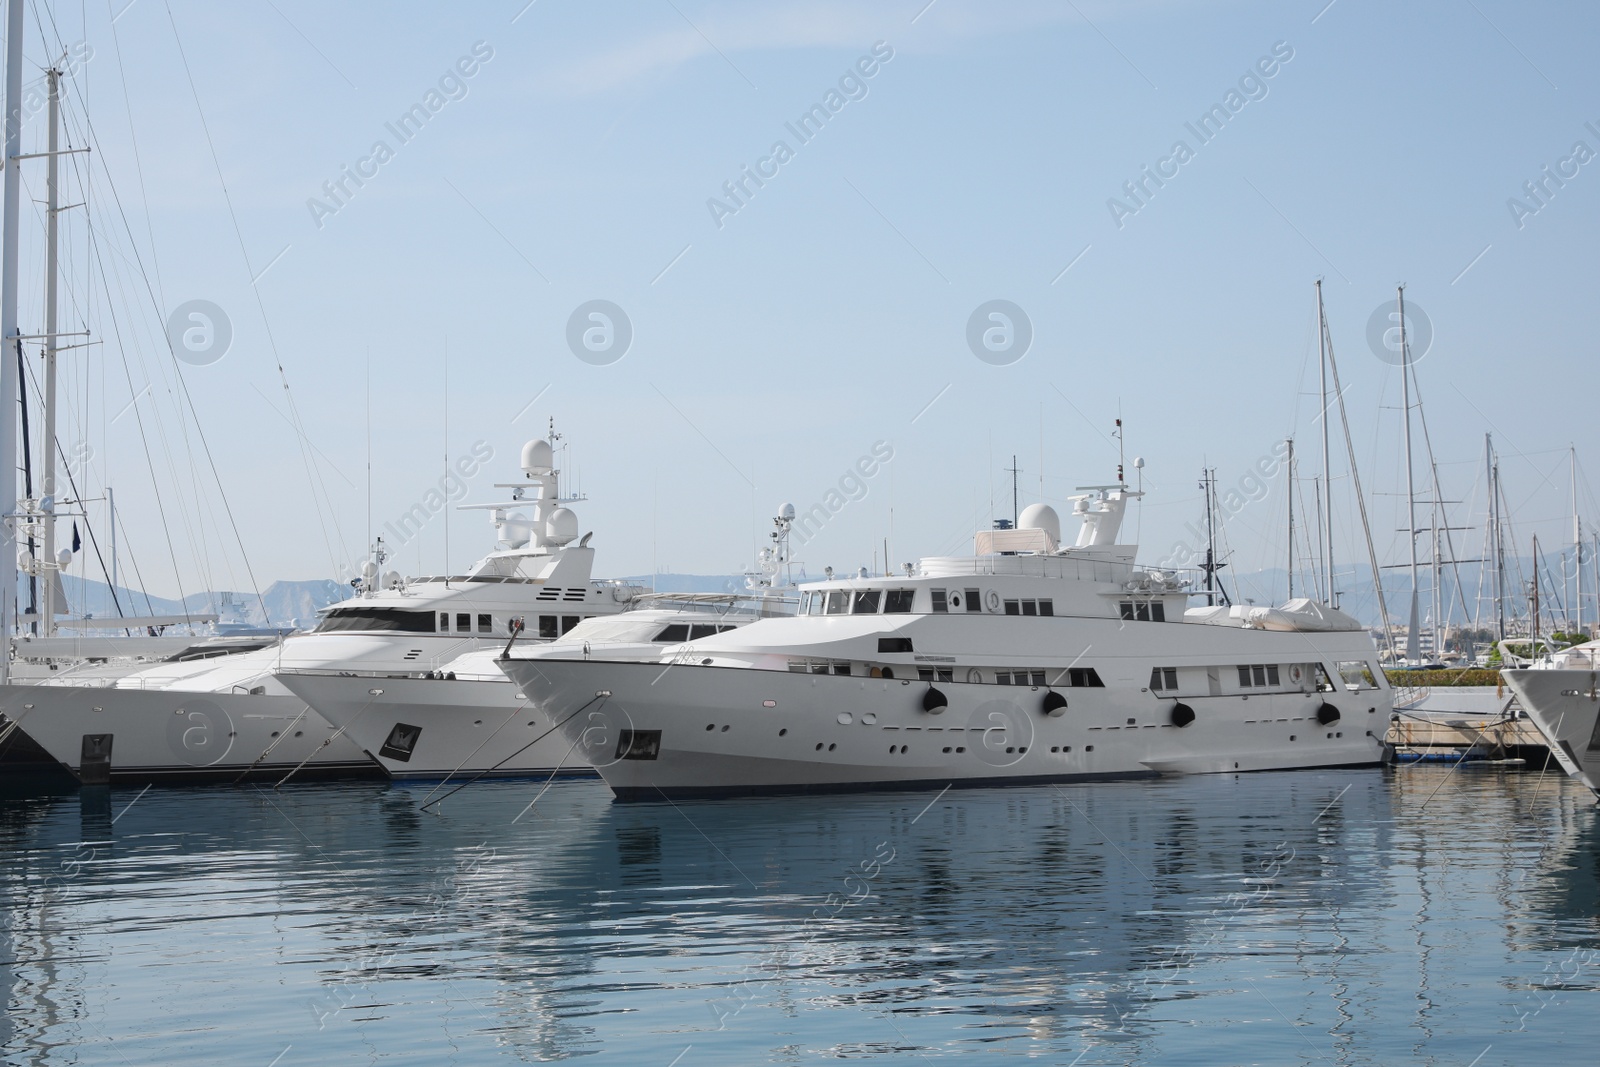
[546,507,579,545]
[521,438,554,475]
[779,502,797,521]
[1018,502,1060,543]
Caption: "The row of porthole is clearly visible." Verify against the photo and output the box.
[704,723,731,732]
[1049,744,1094,753]
[269,731,304,738]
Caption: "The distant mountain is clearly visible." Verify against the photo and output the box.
[54,574,353,629]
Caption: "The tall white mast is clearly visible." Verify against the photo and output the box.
[1316,280,1333,604]
[1572,446,1582,635]
[0,0,25,682]
[1398,286,1421,663]
[39,65,60,635]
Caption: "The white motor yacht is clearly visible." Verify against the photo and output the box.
[277,509,803,780]
[1501,641,1600,798]
[1,433,640,783]
[500,484,1395,799]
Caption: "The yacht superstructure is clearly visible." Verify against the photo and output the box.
[500,485,1395,799]
[2,433,641,782]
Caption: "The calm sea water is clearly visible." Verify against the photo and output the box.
[2,766,1597,1065]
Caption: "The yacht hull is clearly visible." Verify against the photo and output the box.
[0,685,380,783]
[275,671,597,780]
[1502,668,1600,797]
[502,659,1390,800]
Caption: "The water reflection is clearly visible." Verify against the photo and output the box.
[1,769,1597,1064]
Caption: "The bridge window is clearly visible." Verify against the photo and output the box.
[884,589,915,613]
[852,590,881,614]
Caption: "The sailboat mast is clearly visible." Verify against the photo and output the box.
[0,0,24,681]
[40,65,60,636]
[1398,286,1421,663]
[1316,280,1334,603]
[1285,437,1295,600]
[1572,447,1582,635]
[1486,434,1504,642]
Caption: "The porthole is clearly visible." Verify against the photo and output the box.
[828,743,837,751]
[779,728,788,736]
[705,724,715,731]
[473,720,483,726]
[1085,745,1094,752]
[890,745,899,754]
[815,742,824,751]
[942,746,952,753]
[837,712,853,725]
[956,746,966,753]
[862,712,878,724]
[721,725,730,732]
[270,731,280,738]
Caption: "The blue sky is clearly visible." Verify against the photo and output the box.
[7,0,1598,619]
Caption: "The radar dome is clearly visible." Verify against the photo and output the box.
[361,560,378,579]
[56,548,73,568]
[545,507,580,546]
[779,502,796,521]
[383,570,402,589]
[521,438,554,476]
[1018,502,1061,543]
[498,511,534,549]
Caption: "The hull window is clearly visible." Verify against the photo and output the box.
[314,608,439,634]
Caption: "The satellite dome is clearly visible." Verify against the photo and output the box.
[498,511,534,549]
[1018,502,1061,543]
[361,560,378,579]
[383,570,402,589]
[521,438,554,476]
[545,507,579,545]
[56,548,73,568]
[779,502,796,521]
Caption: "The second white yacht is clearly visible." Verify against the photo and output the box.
[1502,641,1600,798]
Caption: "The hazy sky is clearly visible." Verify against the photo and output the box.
[6,0,1597,621]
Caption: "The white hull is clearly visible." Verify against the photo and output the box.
[1503,668,1600,796]
[503,659,1390,800]
[275,671,595,780]
[0,684,376,782]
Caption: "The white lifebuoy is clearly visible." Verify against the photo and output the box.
[1289,664,1303,684]
[986,590,1001,612]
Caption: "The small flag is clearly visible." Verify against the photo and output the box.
[71,522,81,553]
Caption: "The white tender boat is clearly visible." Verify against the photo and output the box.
[1,433,641,783]
[1502,641,1600,797]
[499,485,1395,799]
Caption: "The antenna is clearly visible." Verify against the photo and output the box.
[1114,417,1125,486]
[1006,455,1020,527]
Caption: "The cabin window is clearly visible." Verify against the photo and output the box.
[965,588,983,613]
[878,638,914,654]
[1120,602,1135,620]
[478,613,492,633]
[884,589,915,613]
[654,624,690,643]
[1151,601,1166,622]
[1021,600,1037,616]
[919,667,934,681]
[538,615,558,639]
[1267,665,1280,685]
[314,608,438,634]
[1067,667,1104,688]
[833,662,852,676]
[824,590,850,615]
[931,589,948,613]
[1135,602,1150,622]
[852,590,881,614]
[456,613,472,632]
[440,612,451,631]
[1336,661,1379,690]
[561,616,580,635]
[1039,599,1054,616]
[1150,667,1179,691]
[938,668,954,683]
